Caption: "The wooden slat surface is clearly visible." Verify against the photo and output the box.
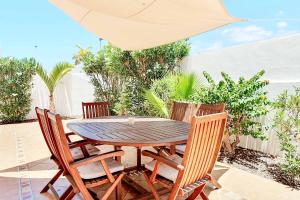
[67,116,189,147]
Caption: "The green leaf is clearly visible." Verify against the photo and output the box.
[144,90,169,118]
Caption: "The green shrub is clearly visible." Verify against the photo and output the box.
[198,70,270,154]
[144,73,204,117]
[273,87,300,178]
[74,40,190,115]
[114,79,146,116]
[0,57,36,123]
[74,45,124,112]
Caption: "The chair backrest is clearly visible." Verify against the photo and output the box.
[35,107,59,160]
[196,103,225,116]
[178,112,227,188]
[170,102,199,123]
[36,107,70,173]
[46,112,75,172]
[82,102,110,119]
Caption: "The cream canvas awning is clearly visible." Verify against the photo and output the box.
[50,0,241,50]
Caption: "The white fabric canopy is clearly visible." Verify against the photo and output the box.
[50,0,241,50]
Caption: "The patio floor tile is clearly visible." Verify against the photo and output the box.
[1,120,299,200]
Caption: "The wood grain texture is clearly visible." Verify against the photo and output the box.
[82,101,110,119]
[195,103,225,116]
[67,116,190,147]
[170,102,200,123]
[142,112,228,200]
[47,112,125,200]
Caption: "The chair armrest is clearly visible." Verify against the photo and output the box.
[65,132,76,136]
[68,139,92,149]
[142,150,184,170]
[70,150,125,168]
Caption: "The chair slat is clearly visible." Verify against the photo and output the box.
[180,113,227,188]
[196,103,225,116]
[142,112,227,200]
[46,111,124,200]
[170,102,199,123]
[82,102,110,119]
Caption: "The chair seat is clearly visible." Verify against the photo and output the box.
[145,154,182,183]
[71,144,100,160]
[78,158,124,180]
[176,144,186,154]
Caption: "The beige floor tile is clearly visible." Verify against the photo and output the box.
[1,120,300,200]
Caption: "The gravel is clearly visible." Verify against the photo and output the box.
[218,147,300,190]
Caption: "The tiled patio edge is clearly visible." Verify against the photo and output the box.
[15,132,34,200]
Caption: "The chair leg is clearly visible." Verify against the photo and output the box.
[115,179,122,200]
[88,189,99,200]
[210,176,222,189]
[64,190,76,200]
[200,191,209,200]
[186,184,206,200]
[60,186,73,200]
[41,169,63,193]
[143,172,159,200]
[80,187,94,200]
[102,172,125,200]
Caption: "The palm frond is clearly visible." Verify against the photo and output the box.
[172,73,196,100]
[35,64,53,92]
[49,62,74,93]
[35,62,73,94]
[144,90,169,118]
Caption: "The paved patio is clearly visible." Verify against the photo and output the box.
[0,120,299,200]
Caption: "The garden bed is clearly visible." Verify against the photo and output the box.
[219,147,300,189]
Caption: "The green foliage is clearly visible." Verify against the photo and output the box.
[128,40,190,88]
[0,57,36,123]
[273,87,300,177]
[36,62,74,111]
[75,40,190,115]
[113,79,146,116]
[144,73,203,117]
[144,90,170,118]
[36,62,74,94]
[198,70,270,152]
[74,45,125,110]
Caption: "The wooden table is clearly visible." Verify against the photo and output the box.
[67,116,190,197]
[67,116,189,166]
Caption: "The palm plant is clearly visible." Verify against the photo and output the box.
[36,62,74,112]
[145,73,202,117]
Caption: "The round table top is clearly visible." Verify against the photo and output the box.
[66,116,190,147]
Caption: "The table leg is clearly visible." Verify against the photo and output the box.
[136,147,142,169]
[115,146,122,162]
[170,145,176,155]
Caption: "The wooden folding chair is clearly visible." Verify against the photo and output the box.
[82,102,110,119]
[143,112,227,200]
[47,111,125,200]
[195,103,225,116]
[167,102,200,154]
[175,103,225,155]
[170,101,200,123]
[35,107,100,196]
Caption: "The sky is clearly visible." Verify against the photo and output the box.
[0,0,300,71]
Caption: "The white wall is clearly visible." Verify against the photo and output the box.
[26,34,300,156]
[27,73,94,119]
[181,33,300,156]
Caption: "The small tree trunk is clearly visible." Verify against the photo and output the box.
[222,133,233,153]
[49,94,56,112]
[223,132,241,157]
[231,134,241,151]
